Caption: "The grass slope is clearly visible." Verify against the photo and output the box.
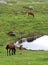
[0,1,48,65]
[0,2,48,45]
[0,46,48,65]
[0,13,48,45]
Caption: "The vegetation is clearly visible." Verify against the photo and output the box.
[0,46,48,65]
[0,0,48,65]
[0,1,48,45]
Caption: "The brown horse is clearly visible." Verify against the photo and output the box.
[6,43,16,56]
[27,12,34,17]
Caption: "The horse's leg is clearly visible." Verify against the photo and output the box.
[9,49,11,56]
[14,48,16,55]
[7,49,8,56]
[12,49,13,55]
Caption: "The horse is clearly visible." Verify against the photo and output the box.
[27,12,34,17]
[6,43,16,56]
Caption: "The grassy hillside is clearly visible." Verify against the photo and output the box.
[0,46,48,65]
[0,1,48,45]
[0,1,48,65]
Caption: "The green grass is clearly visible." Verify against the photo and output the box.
[5,0,48,2]
[0,46,48,65]
[0,0,48,65]
[0,12,48,44]
[0,1,48,65]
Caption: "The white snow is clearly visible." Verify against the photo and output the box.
[15,35,48,50]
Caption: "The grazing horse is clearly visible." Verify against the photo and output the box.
[6,43,16,56]
[27,12,34,17]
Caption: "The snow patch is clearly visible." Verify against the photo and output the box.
[15,35,48,50]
